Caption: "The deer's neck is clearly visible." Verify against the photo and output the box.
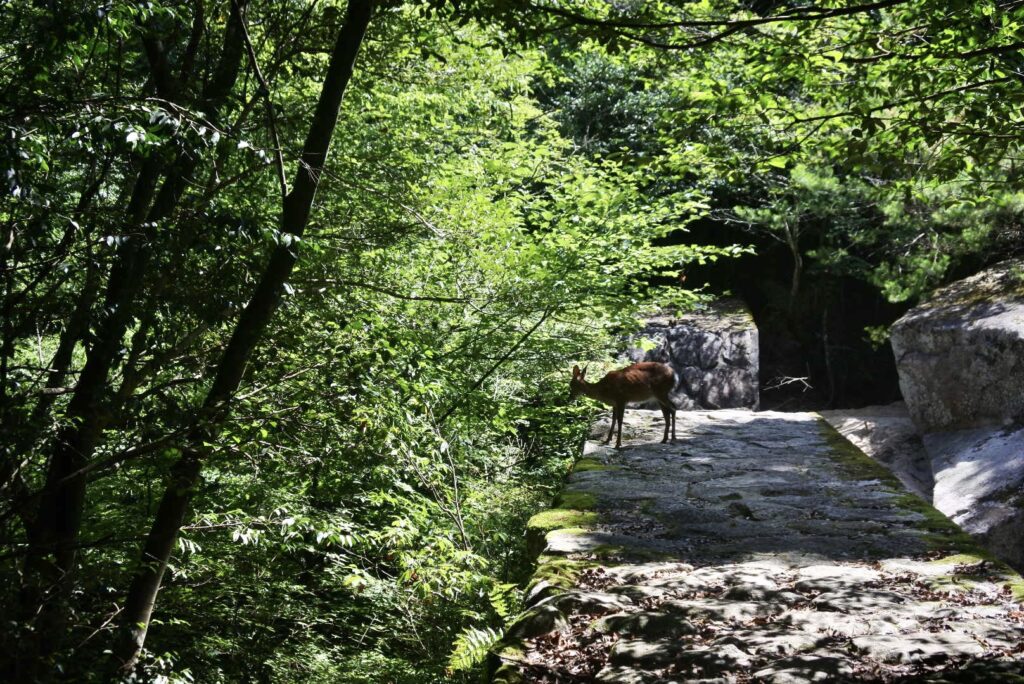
[580,380,612,405]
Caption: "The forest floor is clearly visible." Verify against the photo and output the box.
[493,409,1024,683]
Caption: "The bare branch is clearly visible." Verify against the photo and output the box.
[529,0,913,32]
[235,0,289,201]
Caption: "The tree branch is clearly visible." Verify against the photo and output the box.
[529,0,913,31]
[235,0,289,201]
[437,306,553,426]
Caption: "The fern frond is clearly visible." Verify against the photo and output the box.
[447,625,503,673]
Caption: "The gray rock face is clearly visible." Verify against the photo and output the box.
[888,259,1024,572]
[926,425,1024,571]
[624,299,759,411]
[891,258,1024,433]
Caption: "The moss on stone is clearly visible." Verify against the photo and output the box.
[927,552,1024,602]
[573,457,616,472]
[548,526,592,540]
[817,419,903,487]
[815,419,1011,563]
[893,494,965,534]
[491,663,526,684]
[887,492,986,553]
[496,641,527,660]
[586,543,673,562]
[488,634,530,682]
[526,508,601,557]
[554,491,598,510]
[919,263,1024,312]
[527,509,599,533]
[922,574,978,595]
[1006,576,1024,602]
[529,556,599,592]
[928,552,993,566]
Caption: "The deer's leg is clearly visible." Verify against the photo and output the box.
[656,394,676,443]
[604,407,616,444]
[615,403,624,449]
[659,401,670,443]
[670,403,676,441]
[663,399,674,443]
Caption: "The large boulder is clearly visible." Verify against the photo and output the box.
[890,259,1024,572]
[926,426,1024,569]
[890,258,1024,433]
[623,299,759,410]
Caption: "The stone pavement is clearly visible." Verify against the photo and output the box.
[493,410,1024,683]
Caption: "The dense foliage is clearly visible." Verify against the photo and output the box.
[0,2,722,681]
[2,0,1021,681]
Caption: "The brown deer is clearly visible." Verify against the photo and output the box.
[569,362,677,449]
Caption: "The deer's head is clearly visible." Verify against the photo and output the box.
[569,364,588,400]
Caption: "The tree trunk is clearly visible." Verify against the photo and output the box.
[112,0,375,672]
[15,6,249,678]
[784,221,802,315]
[13,155,162,680]
[0,240,100,532]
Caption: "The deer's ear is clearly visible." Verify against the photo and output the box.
[572,364,581,378]
[581,365,588,379]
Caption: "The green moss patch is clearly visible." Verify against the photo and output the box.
[495,641,526,660]
[922,261,1024,312]
[527,509,599,533]
[928,552,1024,602]
[928,552,993,566]
[888,493,985,553]
[585,543,673,562]
[529,556,600,592]
[573,457,617,472]
[817,419,903,487]
[488,642,530,684]
[1007,576,1024,602]
[554,491,598,510]
[815,419,1016,572]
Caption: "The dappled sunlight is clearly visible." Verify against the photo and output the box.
[504,410,1024,682]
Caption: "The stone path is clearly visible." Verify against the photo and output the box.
[493,410,1024,683]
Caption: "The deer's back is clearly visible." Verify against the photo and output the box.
[598,362,675,402]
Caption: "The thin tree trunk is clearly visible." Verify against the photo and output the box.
[784,221,802,314]
[0,242,99,527]
[14,156,162,681]
[0,156,110,495]
[113,0,374,671]
[16,6,249,678]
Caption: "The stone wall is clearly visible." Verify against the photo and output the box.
[622,298,759,410]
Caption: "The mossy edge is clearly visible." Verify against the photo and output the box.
[573,456,617,472]
[527,509,600,533]
[554,490,598,510]
[816,416,1024,603]
[816,417,904,488]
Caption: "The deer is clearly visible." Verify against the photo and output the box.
[569,362,677,449]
